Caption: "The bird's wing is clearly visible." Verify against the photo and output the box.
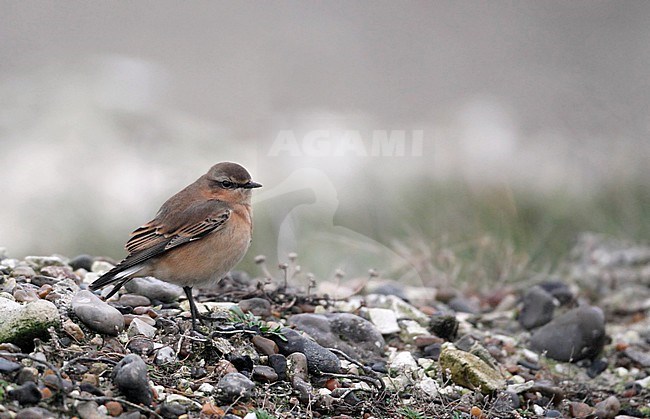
[89,200,231,292]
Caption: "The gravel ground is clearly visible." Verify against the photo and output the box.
[1,232,649,418]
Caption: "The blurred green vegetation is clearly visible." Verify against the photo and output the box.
[245,177,650,288]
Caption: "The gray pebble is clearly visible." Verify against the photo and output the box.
[530,305,606,362]
[124,277,183,303]
[8,381,41,405]
[518,286,555,330]
[118,294,151,307]
[238,297,272,317]
[273,328,340,373]
[72,290,124,335]
[111,354,152,405]
[216,372,255,402]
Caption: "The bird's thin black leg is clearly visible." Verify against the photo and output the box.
[183,286,200,331]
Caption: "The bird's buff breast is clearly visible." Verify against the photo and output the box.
[148,217,251,287]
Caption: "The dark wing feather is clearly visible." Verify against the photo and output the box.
[89,200,231,292]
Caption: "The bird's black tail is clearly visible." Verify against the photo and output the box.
[89,261,143,299]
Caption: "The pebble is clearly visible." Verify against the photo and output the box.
[364,294,430,324]
[72,290,125,335]
[518,286,555,330]
[389,351,418,372]
[439,345,506,394]
[238,297,272,317]
[118,293,151,307]
[273,328,341,373]
[15,407,55,419]
[538,280,574,305]
[448,296,480,314]
[288,313,384,361]
[252,365,279,383]
[252,335,278,355]
[69,254,94,271]
[0,357,21,373]
[124,277,183,303]
[429,314,459,340]
[127,317,157,338]
[365,307,400,334]
[198,382,215,394]
[24,256,65,269]
[286,352,310,383]
[111,354,152,405]
[269,354,287,380]
[155,346,176,365]
[104,400,123,416]
[570,402,594,417]
[16,367,39,385]
[417,376,440,399]
[127,337,155,356]
[529,305,606,362]
[594,395,620,419]
[159,402,187,418]
[8,381,42,405]
[12,266,37,278]
[62,319,85,341]
[216,372,255,402]
[0,298,61,348]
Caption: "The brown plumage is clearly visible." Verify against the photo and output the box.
[89,162,261,330]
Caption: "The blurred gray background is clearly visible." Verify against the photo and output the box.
[1,1,649,283]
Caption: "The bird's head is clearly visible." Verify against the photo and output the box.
[205,162,262,203]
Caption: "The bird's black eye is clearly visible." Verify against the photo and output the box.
[220,180,235,189]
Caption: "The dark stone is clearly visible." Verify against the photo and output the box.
[272,328,340,374]
[42,374,73,392]
[216,372,255,402]
[252,365,278,383]
[370,361,388,374]
[423,343,441,360]
[447,296,479,314]
[69,254,95,271]
[8,381,42,405]
[518,286,555,330]
[587,358,608,378]
[227,354,254,373]
[238,298,272,317]
[159,402,187,419]
[538,280,574,305]
[127,337,154,356]
[288,313,384,362]
[191,366,208,379]
[429,314,459,340]
[79,382,104,396]
[545,409,562,417]
[111,354,152,405]
[30,276,57,287]
[268,354,287,381]
[15,407,55,419]
[529,306,606,362]
[0,357,21,373]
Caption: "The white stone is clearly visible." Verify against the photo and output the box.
[507,380,534,394]
[417,377,439,399]
[127,318,157,338]
[389,351,418,372]
[366,308,400,334]
[198,383,215,394]
[91,260,115,273]
[399,320,430,342]
[533,404,545,416]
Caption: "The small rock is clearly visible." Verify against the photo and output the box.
[24,256,65,269]
[238,298,272,317]
[198,382,215,394]
[11,266,37,278]
[594,395,620,419]
[201,402,224,417]
[624,348,650,367]
[13,288,39,303]
[0,298,60,348]
[429,314,459,340]
[8,381,42,405]
[124,277,183,303]
[127,317,157,338]
[518,286,555,330]
[389,351,418,372]
[72,290,124,335]
[400,319,431,343]
[365,308,400,334]
[0,357,21,373]
[365,294,430,324]
[104,400,123,416]
[439,345,506,394]
[15,407,55,419]
[286,352,309,383]
[159,402,187,418]
[127,337,154,356]
[216,372,255,402]
[155,346,176,365]
[111,354,152,405]
[252,335,278,355]
[273,328,340,373]
[269,354,287,380]
[291,376,312,403]
[16,367,39,384]
[252,365,279,383]
[288,313,384,361]
[62,319,85,341]
[529,305,606,362]
[417,376,440,399]
[538,280,574,305]
[448,296,480,314]
[569,402,594,417]
[118,294,151,308]
[69,254,94,271]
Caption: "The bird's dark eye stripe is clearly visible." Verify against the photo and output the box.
[220,180,236,189]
